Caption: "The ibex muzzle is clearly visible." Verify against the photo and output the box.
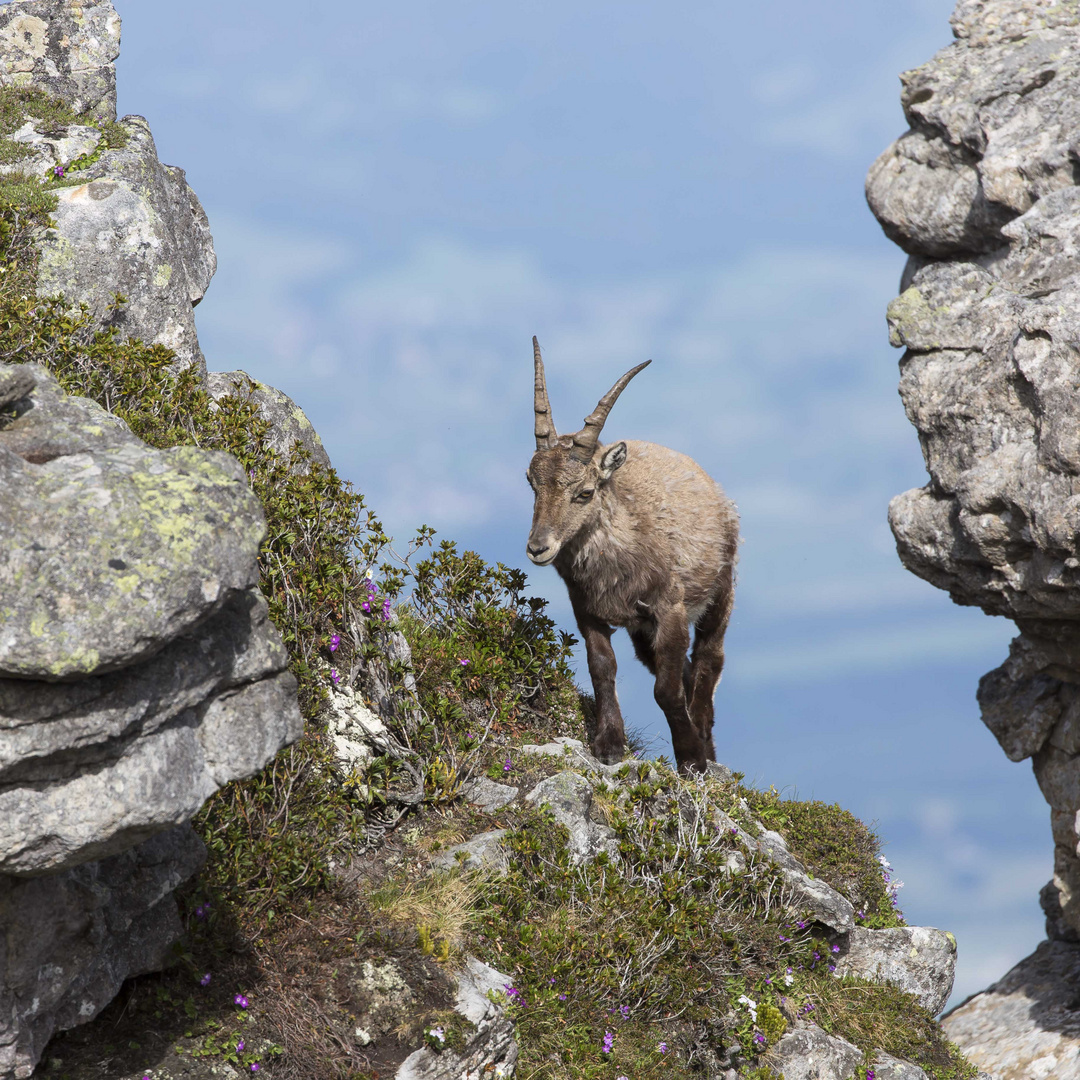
[525,337,739,773]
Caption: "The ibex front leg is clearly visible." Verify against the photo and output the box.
[653,603,708,774]
[571,597,626,765]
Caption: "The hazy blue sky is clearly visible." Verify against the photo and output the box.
[111,0,1043,1005]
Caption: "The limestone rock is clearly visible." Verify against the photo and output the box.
[395,958,517,1080]
[871,1052,932,1080]
[461,776,518,813]
[0,586,301,875]
[323,684,393,774]
[0,826,205,1080]
[869,0,1080,942]
[524,770,618,865]
[767,1025,863,1080]
[430,830,508,874]
[0,363,265,681]
[757,828,856,934]
[942,939,1080,1079]
[206,371,332,474]
[37,116,216,374]
[0,0,120,121]
[833,926,957,1015]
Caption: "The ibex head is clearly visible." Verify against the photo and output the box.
[526,336,650,566]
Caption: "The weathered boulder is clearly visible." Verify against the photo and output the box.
[767,1025,863,1080]
[395,958,517,1080]
[205,371,332,473]
[0,0,119,121]
[36,116,216,374]
[833,926,957,1015]
[0,363,264,681]
[0,826,206,1080]
[430,830,509,874]
[0,585,301,876]
[524,770,619,865]
[461,776,519,813]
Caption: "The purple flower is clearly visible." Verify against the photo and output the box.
[330,668,340,686]
[867,1072,875,1080]
[619,1004,630,1019]
[754,1032,766,1045]
[53,165,64,178]
[779,934,790,942]
[237,1039,245,1052]
[657,1040,668,1053]
[361,600,371,614]
[382,597,392,621]
[503,757,512,772]
[200,972,211,986]
[796,920,806,929]
[459,658,469,666]
[234,993,249,1008]
[559,993,567,1001]
[330,634,340,652]
[194,902,210,920]
[250,1066,260,1074]
[831,944,840,953]
[828,964,836,973]
[602,1031,615,1054]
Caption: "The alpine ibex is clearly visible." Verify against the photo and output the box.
[526,337,739,774]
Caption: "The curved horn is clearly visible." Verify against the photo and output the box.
[533,336,558,450]
[570,359,651,462]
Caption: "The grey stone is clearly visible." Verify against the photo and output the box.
[0,0,119,121]
[833,926,957,1015]
[37,115,216,374]
[430,830,509,874]
[396,957,517,1080]
[0,363,266,681]
[322,684,393,773]
[2,119,100,180]
[869,0,1080,941]
[0,586,301,876]
[524,770,618,865]
[871,1052,931,1080]
[0,825,205,1080]
[206,371,332,474]
[766,1025,863,1080]
[461,776,519,813]
[942,939,1080,1080]
[756,827,855,933]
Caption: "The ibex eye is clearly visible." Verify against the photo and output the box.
[574,489,595,502]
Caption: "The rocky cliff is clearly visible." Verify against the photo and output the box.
[0,3,304,1077]
[0,2,996,1079]
[867,0,1080,1075]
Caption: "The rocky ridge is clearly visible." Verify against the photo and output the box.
[867,0,1080,1075]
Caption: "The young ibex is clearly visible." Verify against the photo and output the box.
[526,338,739,774]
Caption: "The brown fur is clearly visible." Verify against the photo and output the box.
[527,424,739,773]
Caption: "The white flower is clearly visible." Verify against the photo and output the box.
[737,994,758,1022]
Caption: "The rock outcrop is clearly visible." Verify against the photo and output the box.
[0,3,306,1077]
[867,0,1080,1069]
[0,358,303,1078]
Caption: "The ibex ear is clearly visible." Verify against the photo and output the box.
[599,441,627,479]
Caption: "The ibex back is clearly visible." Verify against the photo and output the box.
[525,337,739,773]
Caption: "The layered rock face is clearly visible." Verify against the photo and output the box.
[0,3,305,1077]
[869,0,1080,935]
[868,0,1080,1073]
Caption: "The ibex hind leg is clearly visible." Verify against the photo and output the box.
[689,568,735,762]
